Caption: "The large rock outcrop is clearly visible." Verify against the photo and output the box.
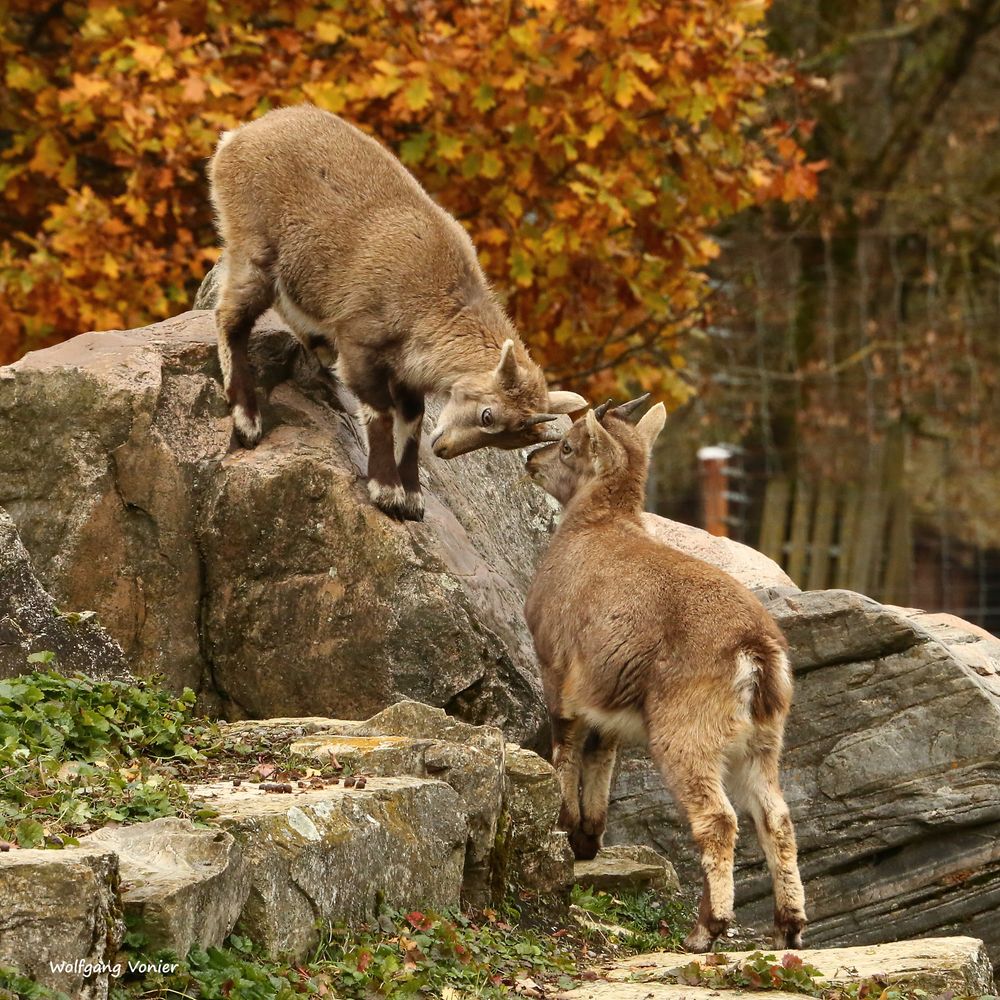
[607,587,1000,966]
[0,311,557,748]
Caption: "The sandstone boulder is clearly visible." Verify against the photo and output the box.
[607,587,1000,966]
[0,312,558,747]
[574,845,679,896]
[0,507,129,682]
[187,775,466,958]
[83,817,248,958]
[287,701,506,907]
[221,702,571,907]
[640,513,797,594]
[0,846,123,1000]
[501,742,574,900]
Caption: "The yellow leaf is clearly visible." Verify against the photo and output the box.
[102,254,120,279]
[28,135,62,177]
[503,192,523,218]
[403,77,432,111]
[302,82,347,115]
[698,237,721,259]
[501,69,526,92]
[133,42,165,70]
[614,71,639,108]
[480,152,503,179]
[71,74,112,99]
[315,19,344,43]
[6,62,44,92]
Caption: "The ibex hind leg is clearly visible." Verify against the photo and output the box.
[571,727,618,860]
[217,250,275,448]
[550,716,588,854]
[729,733,806,949]
[650,728,738,952]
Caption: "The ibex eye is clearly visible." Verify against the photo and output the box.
[561,441,572,456]
[481,408,494,427]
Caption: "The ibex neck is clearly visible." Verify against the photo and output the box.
[562,477,647,530]
[417,298,520,386]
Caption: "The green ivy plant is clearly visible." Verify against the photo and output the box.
[0,663,215,846]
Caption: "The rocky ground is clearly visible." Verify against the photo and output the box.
[1,310,999,995]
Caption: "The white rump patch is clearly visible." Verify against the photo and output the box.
[733,650,760,719]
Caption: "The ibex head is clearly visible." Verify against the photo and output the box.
[525,394,666,505]
[430,339,587,459]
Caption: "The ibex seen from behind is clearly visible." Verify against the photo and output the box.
[524,400,806,952]
[207,104,585,520]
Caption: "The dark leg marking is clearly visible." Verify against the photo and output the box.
[391,383,425,522]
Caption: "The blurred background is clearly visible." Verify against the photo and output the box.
[1,0,997,630]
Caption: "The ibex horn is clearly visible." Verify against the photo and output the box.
[592,398,615,420]
[524,413,558,426]
[610,393,651,418]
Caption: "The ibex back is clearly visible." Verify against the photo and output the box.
[208,104,584,520]
[524,401,806,952]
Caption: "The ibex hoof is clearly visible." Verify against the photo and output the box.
[368,482,424,521]
[231,406,263,448]
[774,908,806,949]
[568,828,601,861]
[682,926,717,953]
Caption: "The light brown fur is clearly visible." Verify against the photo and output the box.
[208,104,584,520]
[524,403,806,951]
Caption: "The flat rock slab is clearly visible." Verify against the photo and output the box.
[0,845,123,1000]
[83,817,248,958]
[187,775,466,959]
[604,936,994,996]
[574,845,680,895]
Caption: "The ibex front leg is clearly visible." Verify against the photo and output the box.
[391,383,425,521]
[353,375,410,520]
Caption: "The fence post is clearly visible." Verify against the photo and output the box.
[698,446,731,537]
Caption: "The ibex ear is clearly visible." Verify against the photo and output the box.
[495,339,520,388]
[546,389,588,414]
[635,402,667,453]
[585,409,623,473]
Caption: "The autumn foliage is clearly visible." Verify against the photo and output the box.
[0,0,821,400]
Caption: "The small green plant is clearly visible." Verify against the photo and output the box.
[311,906,578,997]
[670,951,826,994]
[0,665,214,845]
[0,966,73,1000]
[107,909,580,999]
[571,883,694,953]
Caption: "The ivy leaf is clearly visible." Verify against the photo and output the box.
[15,818,45,848]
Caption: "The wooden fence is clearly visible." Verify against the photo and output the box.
[757,477,913,602]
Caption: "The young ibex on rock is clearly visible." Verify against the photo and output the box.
[207,104,585,521]
[524,400,806,952]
